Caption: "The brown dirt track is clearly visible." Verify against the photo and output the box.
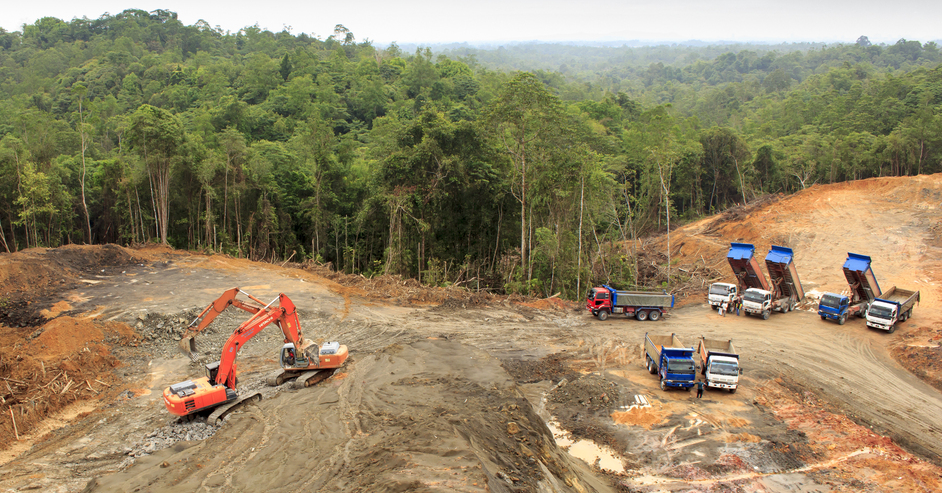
[0,173,940,492]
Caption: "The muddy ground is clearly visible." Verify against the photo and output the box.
[0,174,941,492]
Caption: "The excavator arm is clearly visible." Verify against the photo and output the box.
[180,287,282,360]
[211,293,310,389]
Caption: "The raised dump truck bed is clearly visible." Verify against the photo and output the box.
[764,245,804,301]
[743,245,803,319]
[820,253,882,325]
[843,253,881,303]
[727,243,770,292]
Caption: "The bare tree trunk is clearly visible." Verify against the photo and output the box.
[484,205,500,273]
[577,170,585,297]
[734,156,746,205]
[625,183,638,290]
[0,216,9,252]
[78,98,92,244]
[520,164,527,282]
[204,188,212,249]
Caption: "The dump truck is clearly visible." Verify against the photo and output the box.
[696,337,741,393]
[742,245,804,319]
[710,243,769,311]
[643,333,696,391]
[587,285,674,321]
[866,286,920,333]
[818,253,882,325]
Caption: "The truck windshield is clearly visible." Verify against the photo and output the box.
[744,291,766,303]
[709,285,731,295]
[588,290,608,300]
[709,362,739,376]
[667,360,695,374]
[869,305,894,320]
[819,294,842,309]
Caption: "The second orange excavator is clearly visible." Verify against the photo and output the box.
[162,288,348,423]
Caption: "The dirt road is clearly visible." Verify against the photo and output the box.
[1,173,941,492]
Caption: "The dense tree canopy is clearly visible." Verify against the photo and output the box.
[1,10,940,299]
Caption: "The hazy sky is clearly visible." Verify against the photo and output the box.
[3,1,940,45]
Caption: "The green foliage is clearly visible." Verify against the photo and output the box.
[0,11,939,299]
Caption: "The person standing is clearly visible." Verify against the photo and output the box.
[720,301,727,317]
[735,299,741,316]
[696,379,704,398]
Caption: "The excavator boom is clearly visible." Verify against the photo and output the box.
[179,287,285,360]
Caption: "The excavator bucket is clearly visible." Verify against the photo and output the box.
[179,335,199,361]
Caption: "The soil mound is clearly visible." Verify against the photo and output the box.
[0,316,139,446]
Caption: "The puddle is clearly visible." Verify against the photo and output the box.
[546,420,625,474]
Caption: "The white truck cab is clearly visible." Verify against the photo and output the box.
[702,355,741,392]
[708,282,737,308]
[866,300,898,331]
[742,288,773,319]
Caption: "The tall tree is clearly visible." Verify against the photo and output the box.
[72,83,92,243]
[486,72,564,283]
[127,105,184,245]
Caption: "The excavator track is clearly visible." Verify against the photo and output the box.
[292,369,336,389]
[266,369,289,387]
[206,392,262,425]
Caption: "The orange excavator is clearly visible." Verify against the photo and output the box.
[162,288,348,423]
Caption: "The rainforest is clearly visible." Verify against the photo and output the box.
[1,9,940,298]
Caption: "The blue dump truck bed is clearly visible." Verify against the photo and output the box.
[842,253,881,303]
[727,243,770,292]
[764,245,804,300]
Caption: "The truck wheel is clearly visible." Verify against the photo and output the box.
[636,310,649,321]
[889,325,897,334]
[597,310,608,321]
[660,379,667,391]
[648,310,661,321]
[820,314,827,320]
[762,310,770,320]
[729,388,737,394]
[838,314,847,325]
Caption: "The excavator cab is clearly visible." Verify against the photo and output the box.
[280,343,312,369]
